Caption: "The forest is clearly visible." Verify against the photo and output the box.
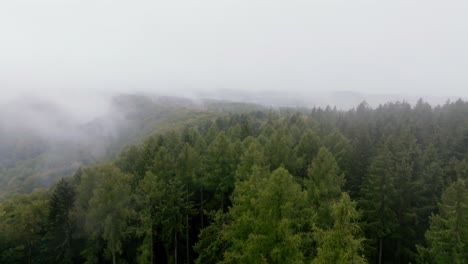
[1,99,468,264]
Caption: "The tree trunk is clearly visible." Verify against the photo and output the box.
[221,192,225,213]
[150,225,154,264]
[186,213,189,264]
[186,186,190,264]
[174,231,178,264]
[28,241,32,264]
[378,238,383,264]
[112,249,116,264]
[200,187,204,228]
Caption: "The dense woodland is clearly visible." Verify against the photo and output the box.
[0,95,233,200]
[1,99,468,263]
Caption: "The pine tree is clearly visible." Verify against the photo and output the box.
[83,165,133,264]
[418,179,468,263]
[136,171,193,264]
[295,129,321,180]
[306,147,345,228]
[322,130,352,176]
[203,132,237,212]
[235,139,268,181]
[359,144,398,264]
[198,167,307,264]
[194,210,227,264]
[135,172,164,264]
[46,178,76,264]
[265,128,295,171]
[176,143,200,264]
[313,193,367,264]
[391,133,421,263]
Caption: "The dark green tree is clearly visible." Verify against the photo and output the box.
[203,132,237,211]
[359,144,398,264]
[45,178,76,264]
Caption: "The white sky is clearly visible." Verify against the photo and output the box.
[1,0,468,101]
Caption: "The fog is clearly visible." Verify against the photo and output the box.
[2,0,468,115]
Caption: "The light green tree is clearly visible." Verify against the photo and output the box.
[82,164,133,264]
[221,167,307,264]
[313,193,367,264]
[306,147,345,228]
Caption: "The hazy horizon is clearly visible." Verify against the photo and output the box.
[2,0,468,104]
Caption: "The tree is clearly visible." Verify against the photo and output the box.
[295,129,321,179]
[45,178,76,264]
[0,191,49,264]
[359,144,398,264]
[176,143,201,264]
[265,128,295,172]
[418,179,468,263]
[221,167,307,264]
[306,147,345,228]
[158,178,193,264]
[193,210,227,264]
[115,145,144,185]
[313,193,367,264]
[390,133,421,263]
[82,164,133,264]
[136,171,193,264]
[203,132,237,212]
[322,130,352,176]
[135,172,165,264]
[235,139,268,182]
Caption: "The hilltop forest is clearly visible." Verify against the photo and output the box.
[1,98,468,264]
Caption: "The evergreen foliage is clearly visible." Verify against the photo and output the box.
[1,99,468,263]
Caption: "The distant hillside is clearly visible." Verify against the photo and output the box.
[0,94,263,200]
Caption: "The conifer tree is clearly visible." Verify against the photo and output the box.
[204,132,236,211]
[223,167,306,264]
[46,178,76,264]
[313,193,367,264]
[418,179,468,263]
[235,139,267,181]
[83,165,133,264]
[296,129,321,179]
[306,147,345,228]
[359,144,398,264]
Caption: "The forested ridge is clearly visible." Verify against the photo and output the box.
[0,95,254,200]
[1,99,468,264]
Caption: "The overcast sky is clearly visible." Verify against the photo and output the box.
[1,0,468,101]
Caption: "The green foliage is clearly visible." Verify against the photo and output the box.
[295,129,321,177]
[306,147,345,228]
[359,144,398,261]
[45,178,76,263]
[235,139,268,181]
[79,164,133,264]
[0,190,49,264]
[313,193,367,264]
[194,211,227,264]
[3,98,468,263]
[203,132,239,211]
[221,167,307,264]
[418,179,468,263]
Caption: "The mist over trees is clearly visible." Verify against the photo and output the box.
[1,96,468,263]
[0,94,224,200]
